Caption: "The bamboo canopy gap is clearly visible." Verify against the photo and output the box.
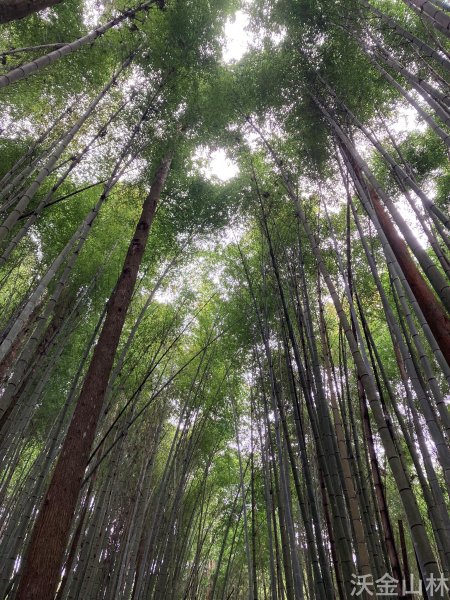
[0,0,449,598]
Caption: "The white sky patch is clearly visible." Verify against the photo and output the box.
[389,103,427,136]
[193,146,239,182]
[37,7,56,21]
[153,284,177,305]
[0,109,37,139]
[83,0,105,28]
[30,230,43,262]
[218,222,247,246]
[222,11,252,63]
[208,149,239,181]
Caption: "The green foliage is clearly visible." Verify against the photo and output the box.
[0,0,448,596]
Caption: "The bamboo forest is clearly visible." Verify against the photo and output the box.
[1,0,450,598]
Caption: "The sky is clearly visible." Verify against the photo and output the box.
[222,10,252,63]
[3,1,434,250]
[194,147,239,182]
[196,10,252,181]
[199,11,429,248]
[196,11,252,182]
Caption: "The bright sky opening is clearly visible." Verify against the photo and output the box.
[222,11,252,63]
[208,149,239,181]
[189,11,254,181]
[194,147,239,182]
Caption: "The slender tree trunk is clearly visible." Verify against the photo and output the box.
[15,153,172,600]
[0,302,40,389]
[403,0,450,37]
[345,153,450,367]
[231,392,254,600]
[248,120,442,583]
[0,53,134,243]
[360,0,450,71]
[0,0,156,87]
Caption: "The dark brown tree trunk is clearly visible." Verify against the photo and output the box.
[54,482,93,600]
[0,0,63,23]
[351,160,450,367]
[15,154,172,600]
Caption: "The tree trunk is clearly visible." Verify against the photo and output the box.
[247,120,442,582]
[0,0,63,23]
[403,0,450,37]
[346,156,450,367]
[360,0,450,71]
[0,0,155,87]
[0,53,133,243]
[15,154,172,600]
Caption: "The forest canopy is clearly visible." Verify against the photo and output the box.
[0,0,449,598]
